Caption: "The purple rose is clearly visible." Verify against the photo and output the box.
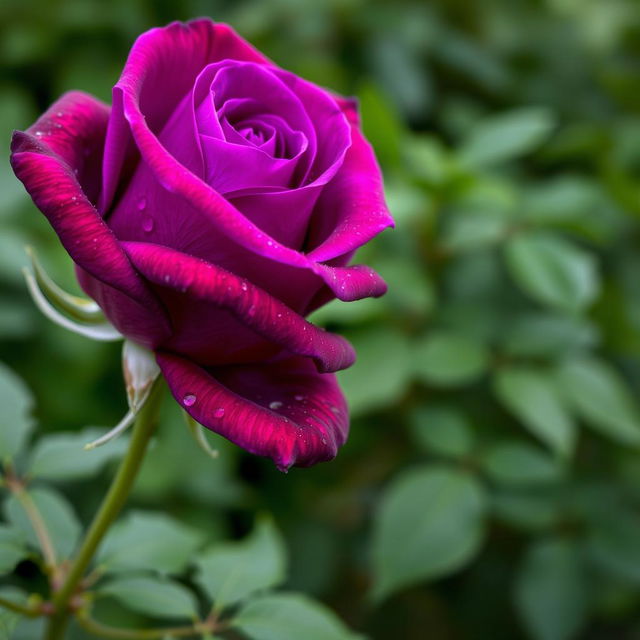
[10,19,393,471]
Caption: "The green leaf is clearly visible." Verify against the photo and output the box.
[481,442,564,487]
[505,231,599,312]
[28,428,129,481]
[587,512,640,583]
[515,539,588,640]
[233,593,360,640]
[492,491,561,532]
[358,81,403,168]
[4,487,81,559]
[521,175,603,224]
[502,313,599,358]
[413,331,489,388]
[494,367,576,457]
[0,362,35,460]
[459,107,555,167]
[97,511,203,575]
[376,256,436,319]
[337,328,412,416]
[557,356,640,445]
[0,525,28,574]
[195,515,286,610]
[409,406,475,458]
[441,208,512,253]
[371,465,487,601]
[0,587,28,637]
[101,576,198,620]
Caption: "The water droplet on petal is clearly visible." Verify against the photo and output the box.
[137,197,147,210]
[240,281,248,291]
[214,407,225,418]
[269,401,283,410]
[142,217,154,232]
[183,393,196,407]
[294,394,305,401]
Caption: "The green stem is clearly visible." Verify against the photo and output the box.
[4,463,57,572]
[0,596,40,618]
[44,380,164,640]
[13,485,57,570]
[77,614,214,639]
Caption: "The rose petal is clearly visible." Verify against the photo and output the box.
[100,19,270,212]
[305,124,395,262]
[107,19,387,302]
[157,352,349,471]
[10,92,171,343]
[124,242,355,373]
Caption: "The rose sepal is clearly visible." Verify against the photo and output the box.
[26,246,106,323]
[22,262,122,342]
[84,341,160,450]
[183,412,219,460]
[122,340,161,413]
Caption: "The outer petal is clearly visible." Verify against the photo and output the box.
[108,19,388,302]
[10,92,171,343]
[100,19,270,212]
[123,242,355,373]
[305,124,395,262]
[156,352,349,471]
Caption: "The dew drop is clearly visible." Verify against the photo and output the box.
[294,394,305,401]
[137,197,147,211]
[183,393,196,407]
[142,217,154,233]
[269,401,283,410]
[214,408,225,418]
[240,281,248,291]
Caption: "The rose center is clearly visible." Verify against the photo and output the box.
[190,60,317,194]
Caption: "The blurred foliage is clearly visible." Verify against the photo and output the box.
[2,0,640,638]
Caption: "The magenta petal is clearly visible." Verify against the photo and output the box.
[100,19,270,212]
[305,124,395,263]
[103,20,385,300]
[119,87,386,299]
[124,242,355,373]
[157,352,349,471]
[10,93,170,340]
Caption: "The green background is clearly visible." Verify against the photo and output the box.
[2,0,640,638]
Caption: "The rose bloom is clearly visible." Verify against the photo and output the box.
[11,19,393,471]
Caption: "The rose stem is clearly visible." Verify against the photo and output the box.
[44,380,164,640]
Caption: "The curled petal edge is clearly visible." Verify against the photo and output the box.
[157,351,349,471]
[123,242,356,373]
